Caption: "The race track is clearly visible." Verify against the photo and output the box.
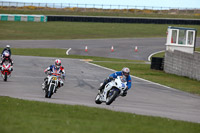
[1,38,199,60]
[0,55,200,123]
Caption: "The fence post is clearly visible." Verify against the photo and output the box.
[93,4,95,12]
[85,4,87,12]
[127,5,129,13]
[135,6,137,14]
[160,7,162,14]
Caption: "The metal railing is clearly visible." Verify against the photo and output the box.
[1,1,200,15]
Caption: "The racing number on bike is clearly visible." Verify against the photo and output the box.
[52,76,57,80]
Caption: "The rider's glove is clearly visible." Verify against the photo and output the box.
[62,74,65,80]
[109,76,114,81]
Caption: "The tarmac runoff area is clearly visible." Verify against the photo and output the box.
[0,55,200,123]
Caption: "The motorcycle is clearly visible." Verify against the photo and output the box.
[1,61,12,81]
[44,73,59,98]
[95,76,127,105]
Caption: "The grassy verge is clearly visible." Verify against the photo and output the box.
[2,48,200,95]
[0,48,143,62]
[93,62,200,95]
[1,9,200,19]
[0,21,200,40]
[0,96,200,133]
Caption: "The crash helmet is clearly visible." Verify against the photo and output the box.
[6,45,10,48]
[55,59,61,68]
[122,67,130,78]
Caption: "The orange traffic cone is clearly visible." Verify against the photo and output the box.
[135,46,138,52]
[111,46,114,52]
[85,46,88,52]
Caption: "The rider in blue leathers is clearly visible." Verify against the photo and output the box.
[42,59,65,92]
[99,67,132,97]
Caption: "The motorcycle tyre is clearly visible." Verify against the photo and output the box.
[106,89,119,105]
[4,72,7,82]
[47,84,55,98]
[95,93,102,104]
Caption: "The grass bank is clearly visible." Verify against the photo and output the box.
[1,48,200,95]
[1,9,200,19]
[0,21,200,40]
[0,96,200,133]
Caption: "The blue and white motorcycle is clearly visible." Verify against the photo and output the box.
[95,76,127,105]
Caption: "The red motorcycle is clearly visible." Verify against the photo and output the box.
[1,62,12,81]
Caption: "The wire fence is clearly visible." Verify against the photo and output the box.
[1,1,200,15]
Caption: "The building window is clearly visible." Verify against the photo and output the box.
[178,29,186,45]
[187,31,194,45]
[171,30,177,44]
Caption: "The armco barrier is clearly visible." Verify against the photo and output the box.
[0,14,47,22]
[47,15,200,25]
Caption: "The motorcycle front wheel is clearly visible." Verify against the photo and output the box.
[4,72,7,81]
[47,84,55,98]
[106,89,119,105]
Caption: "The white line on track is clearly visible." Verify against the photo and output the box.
[86,61,179,91]
[147,50,165,61]
[66,48,72,55]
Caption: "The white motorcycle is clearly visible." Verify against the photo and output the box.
[95,76,127,105]
[44,73,59,98]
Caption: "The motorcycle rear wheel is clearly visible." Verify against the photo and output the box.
[95,93,102,104]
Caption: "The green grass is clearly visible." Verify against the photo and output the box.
[2,48,200,95]
[0,21,200,40]
[1,9,200,19]
[93,62,200,95]
[0,48,142,62]
[0,96,200,133]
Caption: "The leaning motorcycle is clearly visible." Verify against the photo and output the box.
[1,62,12,81]
[44,73,59,98]
[95,76,127,105]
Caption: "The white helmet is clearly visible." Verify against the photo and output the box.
[55,59,61,67]
[122,67,130,77]
[6,45,10,48]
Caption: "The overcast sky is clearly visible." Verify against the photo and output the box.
[2,0,200,8]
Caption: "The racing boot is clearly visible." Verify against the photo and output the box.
[98,83,106,93]
[42,77,48,91]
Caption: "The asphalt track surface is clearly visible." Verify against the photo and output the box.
[1,38,199,61]
[0,38,200,123]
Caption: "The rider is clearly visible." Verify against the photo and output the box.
[1,45,12,57]
[98,67,132,97]
[42,59,65,92]
[0,50,13,71]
